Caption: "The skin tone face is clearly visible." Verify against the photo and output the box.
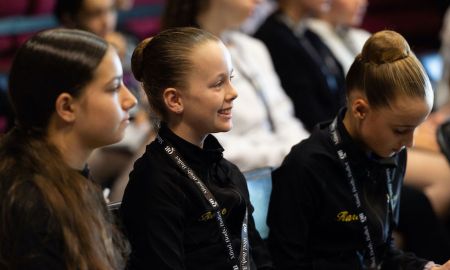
[198,0,261,35]
[345,92,433,158]
[326,0,368,27]
[72,46,137,149]
[76,0,117,37]
[167,40,238,147]
[279,0,331,23]
[301,0,332,14]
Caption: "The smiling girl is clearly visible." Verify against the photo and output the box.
[120,27,273,270]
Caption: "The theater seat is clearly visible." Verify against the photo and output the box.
[29,0,56,15]
[244,166,273,239]
[0,0,28,17]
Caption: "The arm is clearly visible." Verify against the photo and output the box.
[405,148,450,218]
[381,240,437,270]
[267,155,317,269]
[121,162,187,270]
[430,261,450,270]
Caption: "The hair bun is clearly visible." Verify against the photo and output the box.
[361,30,410,65]
[131,37,153,82]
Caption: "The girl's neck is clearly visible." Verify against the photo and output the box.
[342,110,356,140]
[47,129,91,171]
[318,14,340,28]
[279,3,308,24]
[342,110,369,153]
[168,122,207,148]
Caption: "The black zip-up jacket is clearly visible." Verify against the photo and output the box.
[121,125,273,270]
[268,110,429,270]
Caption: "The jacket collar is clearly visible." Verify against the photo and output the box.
[158,123,224,167]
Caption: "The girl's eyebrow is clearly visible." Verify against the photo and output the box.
[105,75,123,85]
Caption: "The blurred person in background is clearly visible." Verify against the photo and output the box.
[255,0,347,131]
[55,0,152,198]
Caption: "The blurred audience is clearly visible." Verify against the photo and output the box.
[307,0,370,73]
[255,0,347,131]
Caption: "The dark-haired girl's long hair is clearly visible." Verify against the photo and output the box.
[0,29,128,270]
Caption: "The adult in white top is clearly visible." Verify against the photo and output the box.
[161,0,309,171]
[307,0,370,74]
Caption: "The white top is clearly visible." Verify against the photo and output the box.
[436,8,450,108]
[307,18,371,74]
[214,31,309,172]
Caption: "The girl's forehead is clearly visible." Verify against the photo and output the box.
[376,96,431,124]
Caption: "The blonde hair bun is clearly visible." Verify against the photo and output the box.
[361,30,410,65]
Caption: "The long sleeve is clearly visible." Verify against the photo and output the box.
[215,32,309,171]
[268,154,318,269]
[122,158,188,270]
[381,240,429,270]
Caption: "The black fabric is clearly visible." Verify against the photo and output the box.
[121,124,273,270]
[398,185,450,264]
[0,87,14,133]
[267,109,429,270]
[254,12,346,131]
[437,119,450,164]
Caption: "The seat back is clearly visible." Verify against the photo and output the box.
[243,167,272,239]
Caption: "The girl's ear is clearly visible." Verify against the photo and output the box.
[351,97,370,120]
[54,92,77,123]
[163,87,184,114]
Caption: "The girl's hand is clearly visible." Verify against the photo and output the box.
[432,260,450,270]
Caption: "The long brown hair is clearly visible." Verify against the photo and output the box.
[0,29,127,270]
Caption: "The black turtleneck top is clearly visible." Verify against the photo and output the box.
[268,109,429,270]
[121,124,273,270]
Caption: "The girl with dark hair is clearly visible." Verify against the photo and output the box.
[120,27,273,270]
[0,28,136,270]
[268,30,450,270]
[55,0,151,200]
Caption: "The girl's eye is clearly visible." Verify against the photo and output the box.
[109,80,122,92]
[109,85,120,92]
[214,80,224,88]
[394,129,411,135]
